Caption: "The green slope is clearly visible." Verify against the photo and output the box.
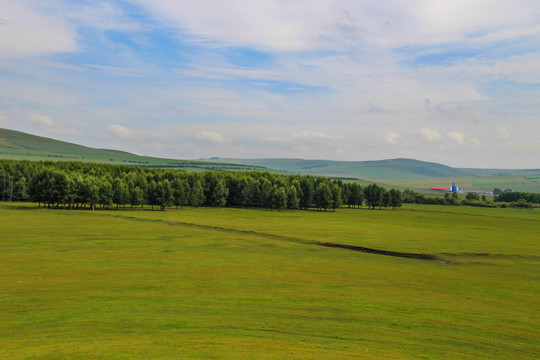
[202,158,456,179]
[203,157,519,179]
[3,128,540,193]
[205,158,540,193]
[0,128,266,171]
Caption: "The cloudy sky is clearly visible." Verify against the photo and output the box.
[1,0,539,168]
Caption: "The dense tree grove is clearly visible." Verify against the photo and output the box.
[494,191,540,204]
[0,160,402,211]
[401,188,538,209]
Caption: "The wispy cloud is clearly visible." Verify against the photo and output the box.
[385,132,400,144]
[107,124,133,140]
[1,0,539,167]
[28,114,82,136]
[421,128,442,142]
[446,132,483,147]
[196,131,226,144]
[498,127,510,140]
[0,111,11,126]
[0,1,76,58]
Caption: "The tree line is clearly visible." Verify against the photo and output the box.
[0,160,402,211]
[494,191,540,204]
[402,188,538,209]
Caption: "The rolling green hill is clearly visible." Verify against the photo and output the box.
[203,157,538,178]
[0,128,266,172]
[3,127,540,193]
[204,158,540,193]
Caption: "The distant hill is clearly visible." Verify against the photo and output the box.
[202,158,540,193]
[3,128,539,193]
[201,157,537,180]
[0,128,266,172]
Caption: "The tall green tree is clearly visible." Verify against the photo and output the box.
[272,186,288,211]
[112,178,129,209]
[211,179,229,207]
[130,186,144,208]
[13,176,28,202]
[258,177,273,208]
[364,183,383,210]
[98,177,113,210]
[382,189,391,209]
[466,192,480,200]
[331,183,342,211]
[189,180,205,207]
[86,178,100,211]
[389,189,402,209]
[299,176,315,209]
[315,182,333,211]
[172,178,188,209]
[287,185,299,210]
[156,179,173,211]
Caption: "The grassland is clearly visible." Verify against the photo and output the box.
[1,202,539,359]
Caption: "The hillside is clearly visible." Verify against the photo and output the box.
[204,157,540,193]
[3,128,540,193]
[202,157,535,179]
[0,128,266,172]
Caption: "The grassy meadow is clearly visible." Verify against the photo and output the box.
[1,202,539,359]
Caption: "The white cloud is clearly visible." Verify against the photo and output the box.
[0,111,12,126]
[445,132,484,147]
[134,0,540,50]
[196,131,226,144]
[420,128,442,142]
[385,132,400,144]
[133,0,335,51]
[87,64,149,78]
[28,114,82,136]
[107,124,133,140]
[29,114,53,127]
[1,1,539,168]
[446,131,466,146]
[64,1,140,31]
[176,64,278,81]
[293,131,332,140]
[0,78,81,106]
[0,1,76,58]
[498,127,510,139]
[423,54,540,85]
[469,136,483,147]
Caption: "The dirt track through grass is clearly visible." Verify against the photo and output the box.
[88,211,540,263]
[90,212,447,262]
[2,203,539,359]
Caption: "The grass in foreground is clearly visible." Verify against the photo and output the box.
[1,203,539,359]
[114,204,540,257]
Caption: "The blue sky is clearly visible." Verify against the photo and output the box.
[1,0,539,168]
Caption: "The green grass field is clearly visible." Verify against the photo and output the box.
[1,203,539,359]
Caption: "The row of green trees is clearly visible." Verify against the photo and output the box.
[401,188,539,209]
[0,160,402,211]
[494,191,540,204]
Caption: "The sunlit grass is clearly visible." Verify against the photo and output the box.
[1,202,539,359]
